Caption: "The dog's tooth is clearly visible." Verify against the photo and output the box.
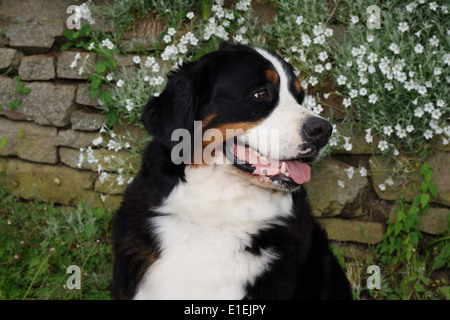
[285,172,290,177]
[280,161,286,174]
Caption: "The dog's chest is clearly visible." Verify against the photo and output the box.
[133,166,293,300]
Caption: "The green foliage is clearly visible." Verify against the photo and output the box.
[60,23,93,51]
[0,187,113,300]
[370,163,449,300]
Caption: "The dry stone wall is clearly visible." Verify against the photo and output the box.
[0,1,448,254]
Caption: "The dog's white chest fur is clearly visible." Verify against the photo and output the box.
[133,165,293,300]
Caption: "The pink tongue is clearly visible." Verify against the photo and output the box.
[234,144,311,185]
[285,160,311,184]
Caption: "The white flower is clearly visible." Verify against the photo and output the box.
[398,22,409,32]
[389,43,400,54]
[345,167,355,179]
[87,42,95,50]
[378,140,388,151]
[236,0,251,11]
[343,98,351,108]
[324,28,333,37]
[436,99,445,107]
[443,53,450,65]
[116,79,124,87]
[301,34,311,47]
[383,82,393,91]
[318,51,328,62]
[343,137,352,151]
[378,183,386,191]
[359,167,368,177]
[350,15,359,24]
[417,85,427,95]
[424,129,433,140]
[406,125,414,132]
[125,99,134,112]
[424,102,434,113]
[429,2,438,11]
[167,27,176,36]
[368,93,377,104]
[429,35,439,47]
[397,128,407,138]
[106,73,113,82]
[385,178,394,186]
[145,56,156,68]
[312,104,323,114]
[368,52,378,63]
[434,67,442,76]
[186,11,194,19]
[383,126,393,136]
[338,180,345,188]
[233,34,243,43]
[92,136,103,146]
[132,56,141,64]
[414,107,424,118]
[329,136,338,147]
[349,89,358,98]
[359,87,367,96]
[325,63,332,70]
[308,76,318,86]
[367,34,374,42]
[414,43,424,54]
[101,39,114,50]
[296,15,303,25]
[365,129,373,143]
[163,34,172,43]
[314,64,324,74]
[431,109,441,119]
[117,175,124,186]
[313,35,325,45]
[337,75,347,85]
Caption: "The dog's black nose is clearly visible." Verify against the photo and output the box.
[302,117,333,147]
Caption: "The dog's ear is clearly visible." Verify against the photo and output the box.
[141,62,197,146]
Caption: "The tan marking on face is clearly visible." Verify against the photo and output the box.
[294,78,302,94]
[265,68,279,83]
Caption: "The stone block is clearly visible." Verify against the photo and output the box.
[70,110,107,131]
[56,51,96,80]
[0,48,24,72]
[75,83,111,106]
[0,76,76,127]
[56,129,104,149]
[6,22,64,54]
[319,218,384,244]
[18,55,55,80]
[0,118,58,164]
[370,151,450,206]
[390,204,449,235]
[305,157,369,217]
[4,158,94,205]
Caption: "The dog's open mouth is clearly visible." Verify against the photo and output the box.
[224,141,315,186]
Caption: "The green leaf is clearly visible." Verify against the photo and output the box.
[420,163,431,175]
[84,225,95,237]
[0,136,8,149]
[106,109,118,128]
[94,62,106,73]
[62,29,75,40]
[18,129,23,138]
[394,222,402,236]
[60,41,74,51]
[428,182,438,199]
[8,98,20,110]
[420,193,430,209]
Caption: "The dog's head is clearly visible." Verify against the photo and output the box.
[142,43,332,192]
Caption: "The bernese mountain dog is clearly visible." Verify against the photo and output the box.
[111,43,352,300]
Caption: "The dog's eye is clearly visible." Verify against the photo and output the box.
[253,89,268,99]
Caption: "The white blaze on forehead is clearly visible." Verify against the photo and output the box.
[237,48,316,160]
